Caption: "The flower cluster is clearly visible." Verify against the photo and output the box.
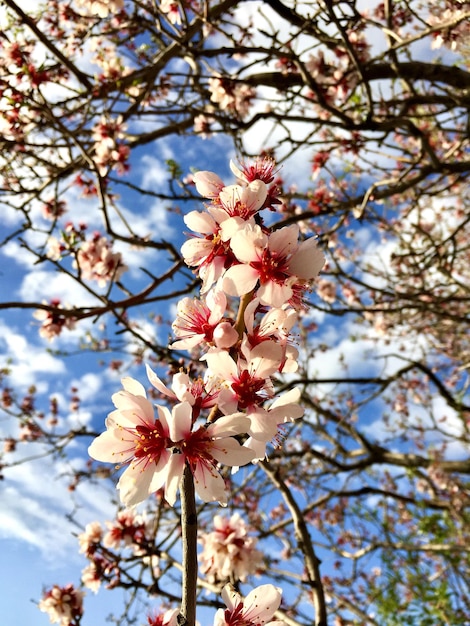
[38,584,84,626]
[88,157,325,508]
[77,510,154,592]
[75,232,127,286]
[88,373,255,506]
[33,299,76,341]
[199,513,264,582]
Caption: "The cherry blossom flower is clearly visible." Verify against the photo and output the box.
[170,289,238,350]
[38,584,84,626]
[147,608,180,626]
[160,0,182,25]
[208,76,256,118]
[164,409,256,506]
[146,365,219,419]
[214,584,288,626]
[243,388,305,460]
[217,180,268,221]
[230,157,277,185]
[222,223,325,308]
[88,377,173,506]
[89,378,256,506]
[194,114,215,138]
[193,170,226,199]
[199,513,264,582]
[102,509,150,550]
[243,299,299,373]
[203,342,282,415]
[180,208,244,293]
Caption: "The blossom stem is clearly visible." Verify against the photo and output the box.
[234,290,254,338]
[179,463,198,626]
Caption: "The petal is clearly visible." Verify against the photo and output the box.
[268,224,299,256]
[230,224,267,263]
[247,342,283,378]
[222,264,259,297]
[146,364,174,398]
[184,209,217,233]
[244,585,282,623]
[193,171,225,198]
[181,238,213,266]
[169,402,193,441]
[116,464,154,507]
[257,280,293,308]
[121,376,147,397]
[203,348,238,380]
[192,461,228,504]
[206,413,250,437]
[88,430,131,463]
[210,437,256,466]
[288,237,325,279]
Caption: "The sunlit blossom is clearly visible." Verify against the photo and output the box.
[89,378,256,506]
[214,584,288,626]
[170,290,238,350]
[222,223,325,307]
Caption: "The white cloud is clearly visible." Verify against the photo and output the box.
[0,450,115,560]
[0,320,66,389]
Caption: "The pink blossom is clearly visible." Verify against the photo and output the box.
[146,365,219,419]
[88,377,173,506]
[244,388,304,460]
[193,170,226,199]
[160,0,182,25]
[170,289,238,350]
[165,410,256,505]
[208,76,256,118]
[75,0,124,17]
[214,584,288,626]
[147,608,180,626]
[199,513,264,582]
[203,342,282,415]
[38,584,84,626]
[102,508,150,550]
[180,208,244,292]
[217,180,268,220]
[194,114,215,138]
[34,300,76,340]
[230,158,277,185]
[89,378,255,506]
[222,223,325,307]
[243,299,299,373]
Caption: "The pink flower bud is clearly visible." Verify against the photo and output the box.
[193,171,225,198]
[213,321,239,348]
